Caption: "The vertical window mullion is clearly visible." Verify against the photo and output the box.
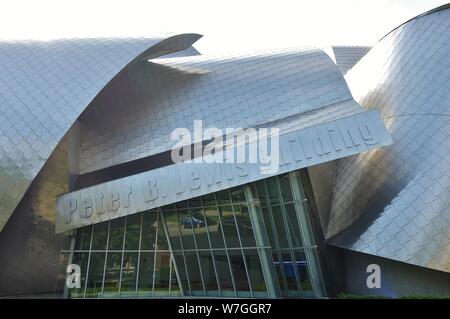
[173,206,192,296]
[230,190,254,298]
[275,176,303,297]
[100,221,111,297]
[83,226,94,298]
[213,192,238,297]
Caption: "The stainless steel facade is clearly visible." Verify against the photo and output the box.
[328,5,450,273]
[0,34,202,232]
[77,48,368,174]
[0,4,449,298]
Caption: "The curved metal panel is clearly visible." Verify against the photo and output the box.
[77,48,363,173]
[330,46,371,75]
[0,33,202,232]
[328,7,450,272]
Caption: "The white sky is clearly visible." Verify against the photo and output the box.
[0,0,447,54]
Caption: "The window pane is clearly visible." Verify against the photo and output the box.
[103,252,122,297]
[170,259,182,297]
[141,212,157,250]
[91,223,108,250]
[261,207,276,248]
[156,213,169,250]
[188,197,202,208]
[191,207,210,249]
[202,193,216,207]
[163,209,182,250]
[230,186,245,203]
[154,252,171,296]
[213,251,235,296]
[265,177,281,205]
[175,200,188,210]
[75,226,91,250]
[255,181,269,207]
[234,204,256,247]
[204,207,225,248]
[85,252,105,298]
[198,251,219,296]
[271,206,289,248]
[177,209,195,249]
[137,252,154,297]
[278,174,293,202]
[124,214,141,250]
[219,205,239,248]
[272,253,287,296]
[173,253,189,295]
[184,252,204,295]
[108,218,125,250]
[229,250,251,297]
[284,203,303,248]
[120,252,138,297]
[216,190,231,205]
[281,252,300,297]
[295,250,314,297]
[69,252,89,298]
[244,250,268,297]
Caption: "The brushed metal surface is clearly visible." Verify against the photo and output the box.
[328,7,450,272]
[77,48,361,174]
[0,34,202,232]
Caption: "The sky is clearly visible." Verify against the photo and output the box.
[0,0,447,54]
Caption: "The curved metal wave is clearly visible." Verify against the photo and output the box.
[77,47,363,173]
[0,33,202,232]
[328,7,450,272]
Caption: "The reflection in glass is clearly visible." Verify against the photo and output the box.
[184,252,204,295]
[163,209,182,250]
[91,223,108,250]
[216,189,231,205]
[230,186,246,203]
[271,206,289,248]
[285,204,303,248]
[75,226,91,250]
[234,204,256,247]
[245,249,268,297]
[191,207,210,249]
[108,218,125,250]
[278,174,293,203]
[213,251,235,297]
[154,252,171,296]
[229,250,251,297]
[177,209,195,249]
[170,259,182,296]
[120,252,138,296]
[103,252,122,297]
[156,214,169,250]
[219,206,239,248]
[85,252,105,298]
[281,252,300,297]
[173,252,190,295]
[137,252,155,297]
[198,251,219,296]
[295,251,314,297]
[124,214,141,250]
[69,170,324,299]
[203,207,225,248]
[141,212,157,250]
[265,177,281,205]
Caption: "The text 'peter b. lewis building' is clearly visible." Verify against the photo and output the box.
[0,4,449,298]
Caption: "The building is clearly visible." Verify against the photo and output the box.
[0,4,449,298]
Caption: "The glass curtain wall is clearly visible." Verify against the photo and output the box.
[64,170,325,298]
